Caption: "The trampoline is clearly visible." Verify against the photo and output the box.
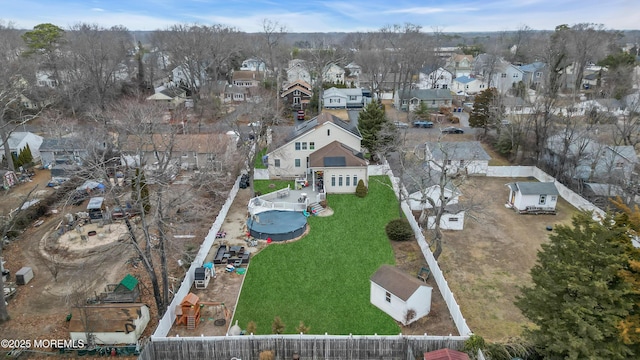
[247,210,307,242]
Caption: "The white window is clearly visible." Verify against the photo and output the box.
[346,176,350,186]
[274,159,280,167]
[331,175,336,187]
[539,195,546,205]
[293,97,300,104]
[501,73,507,78]
[449,217,459,222]
[459,160,464,166]
[295,159,301,167]
[302,142,307,150]
[293,90,300,96]
[295,142,301,150]
[309,142,315,150]
[339,176,343,186]
[535,72,542,78]
[385,291,391,303]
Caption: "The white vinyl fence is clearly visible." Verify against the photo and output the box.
[152,173,243,339]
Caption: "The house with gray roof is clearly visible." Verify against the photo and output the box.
[0,132,43,164]
[39,137,88,167]
[322,87,368,109]
[506,182,559,214]
[518,62,546,89]
[424,141,491,175]
[266,112,366,193]
[393,88,454,112]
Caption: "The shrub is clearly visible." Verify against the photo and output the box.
[259,350,274,360]
[319,199,328,208]
[271,316,285,334]
[246,321,257,334]
[295,320,310,334]
[385,218,413,242]
[355,179,368,198]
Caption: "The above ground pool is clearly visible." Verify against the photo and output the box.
[247,210,307,242]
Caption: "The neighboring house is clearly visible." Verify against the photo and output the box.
[281,79,313,110]
[582,71,599,89]
[286,59,311,84]
[394,89,454,112]
[240,57,267,72]
[518,62,546,89]
[322,63,345,84]
[266,112,363,186]
[451,76,487,95]
[323,87,367,109]
[222,84,249,103]
[424,141,491,175]
[308,140,368,194]
[502,97,530,115]
[39,137,88,167]
[472,54,524,94]
[0,131,43,163]
[345,62,362,77]
[146,87,187,108]
[69,303,150,345]
[35,70,59,88]
[544,134,637,183]
[402,169,465,231]
[171,64,206,89]
[121,133,237,171]
[232,70,264,87]
[370,265,432,325]
[506,182,559,214]
[583,183,626,209]
[416,66,453,90]
[445,54,474,78]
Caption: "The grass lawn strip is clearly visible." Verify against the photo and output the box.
[233,176,401,335]
[253,179,295,195]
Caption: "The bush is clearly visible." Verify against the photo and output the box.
[355,179,368,198]
[271,316,285,334]
[385,218,413,242]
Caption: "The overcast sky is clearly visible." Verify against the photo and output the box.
[2,0,638,33]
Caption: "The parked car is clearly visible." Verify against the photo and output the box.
[393,121,409,129]
[441,127,464,134]
[413,120,434,128]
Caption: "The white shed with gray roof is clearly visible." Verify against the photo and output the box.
[506,182,559,214]
[370,265,432,325]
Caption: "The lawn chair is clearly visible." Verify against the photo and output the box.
[417,266,431,283]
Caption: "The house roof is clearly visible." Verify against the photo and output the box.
[281,83,314,97]
[399,89,453,101]
[423,348,470,360]
[40,137,85,151]
[117,274,139,292]
[370,265,429,301]
[146,92,173,101]
[324,87,348,98]
[585,183,624,197]
[507,182,559,196]
[453,76,476,84]
[5,132,34,149]
[284,112,361,143]
[518,62,546,73]
[425,141,491,161]
[309,141,366,168]
[121,133,233,153]
[450,54,473,63]
[282,79,312,91]
[68,303,148,333]
[232,70,264,81]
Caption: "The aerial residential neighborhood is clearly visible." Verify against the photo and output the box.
[1,1,640,359]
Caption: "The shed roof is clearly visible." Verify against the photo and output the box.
[118,274,139,291]
[423,348,470,360]
[370,265,429,301]
[507,182,559,195]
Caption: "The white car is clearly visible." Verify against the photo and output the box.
[393,121,409,129]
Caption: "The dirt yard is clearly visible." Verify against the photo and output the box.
[436,176,576,341]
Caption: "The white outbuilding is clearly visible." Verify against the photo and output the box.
[370,265,432,325]
[506,182,559,214]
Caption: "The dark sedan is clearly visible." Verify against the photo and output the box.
[441,127,464,134]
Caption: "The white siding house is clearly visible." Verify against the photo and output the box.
[370,265,432,325]
[322,63,345,84]
[69,304,150,345]
[452,76,487,95]
[309,141,368,194]
[416,67,453,90]
[323,87,366,109]
[506,182,559,214]
[286,59,311,84]
[424,141,491,175]
[0,132,44,163]
[267,112,362,180]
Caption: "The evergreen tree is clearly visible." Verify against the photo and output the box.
[357,100,388,157]
[132,168,151,214]
[469,87,499,135]
[515,211,634,359]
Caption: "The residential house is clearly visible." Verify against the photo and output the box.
[322,63,345,85]
[39,137,88,167]
[506,182,559,214]
[240,57,267,72]
[171,64,207,89]
[424,141,491,175]
[545,134,637,184]
[121,133,237,172]
[222,84,249,103]
[518,62,546,89]
[583,183,626,209]
[345,62,362,77]
[281,79,313,110]
[502,97,531,115]
[146,87,187,108]
[69,303,150,345]
[370,265,432,325]
[582,71,600,89]
[286,59,311,84]
[394,89,454,112]
[0,132,43,163]
[416,66,453,90]
[323,87,367,109]
[35,70,58,88]
[402,168,465,231]
[445,54,474,78]
[309,140,368,194]
[473,54,524,94]
[359,72,402,98]
[232,70,264,87]
[266,112,364,191]
[451,76,487,96]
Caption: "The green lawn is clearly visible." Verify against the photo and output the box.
[253,179,295,195]
[233,176,401,335]
[254,148,268,169]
